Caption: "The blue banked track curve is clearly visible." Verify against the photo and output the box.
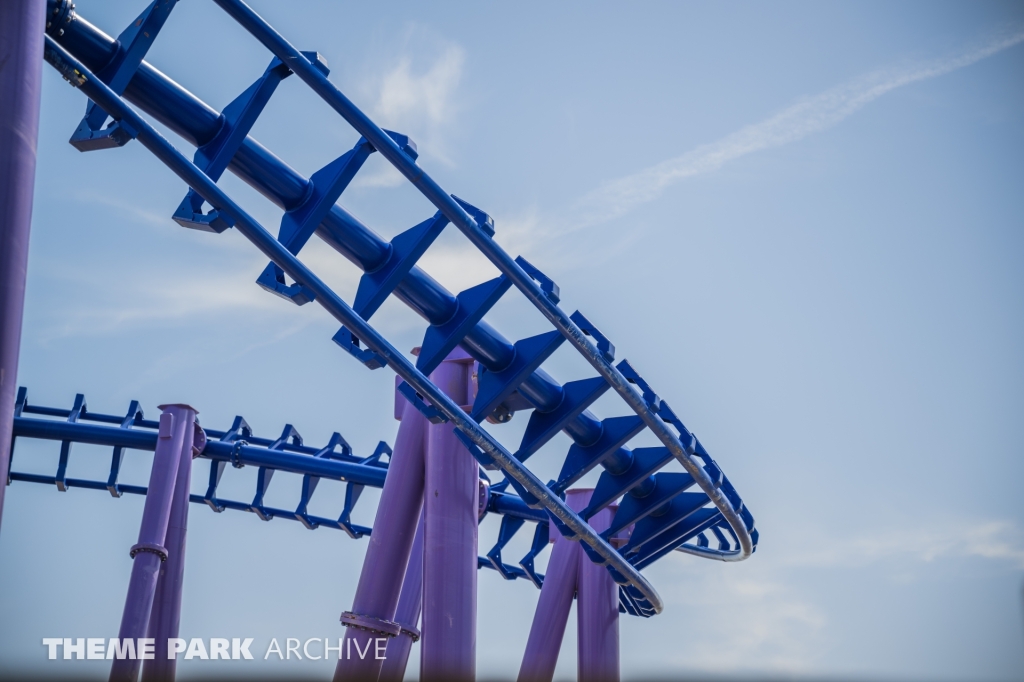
[39,0,759,618]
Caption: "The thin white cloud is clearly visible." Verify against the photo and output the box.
[31,236,366,340]
[48,30,1024,331]
[655,569,827,674]
[785,519,1024,570]
[644,516,1024,675]
[355,37,465,186]
[37,271,288,341]
[562,29,1024,234]
[376,45,464,133]
[72,191,173,230]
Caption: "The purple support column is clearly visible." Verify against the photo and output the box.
[516,489,589,682]
[0,0,45,533]
[334,390,428,682]
[142,423,205,682]
[110,405,197,682]
[378,514,424,682]
[421,349,478,682]
[576,498,619,682]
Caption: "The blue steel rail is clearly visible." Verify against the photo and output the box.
[7,388,550,582]
[41,0,759,617]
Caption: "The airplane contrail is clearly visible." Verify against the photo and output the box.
[566,29,1024,232]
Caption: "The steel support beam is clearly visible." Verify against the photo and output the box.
[577,500,619,682]
[422,350,478,682]
[141,418,202,682]
[110,404,197,682]
[43,1,602,441]
[42,30,666,612]
[379,514,425,682]
[518,489,620,682]
[0,0,45,534]
[334,395,427,682]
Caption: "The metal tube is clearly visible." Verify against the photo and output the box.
[379,514,425,682]
[516,540,580,682]
[43,1,660,520]
[12,416,387,486]
[422,349,478,682]
[576,495,619,682]
[516,493,587,682]
[43,9,753,576]
[110,404,196,682]
[42,37,664,609]
[334,397,427,682]
[516,540,581,675]
[11,413,552,525]
[487,491,548,523]
[141,423,201,682]
[208,0,751,563]
[44,5,599,428]
[0,0,45,534]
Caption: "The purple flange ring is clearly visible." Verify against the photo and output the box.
[397,623,421,643]
[129,542,168,562]
[340,611,402,638]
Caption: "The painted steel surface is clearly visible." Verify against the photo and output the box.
[0,0,46,533]
[378,516,425,682]
[518,490,619,682]
[35,0,760,617]
[8,388,545,575]
[140,408,198,682]
[110,404,196,682]
[334,395,426,682]
[421,354,478,681]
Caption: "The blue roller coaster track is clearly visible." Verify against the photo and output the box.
[26,0,760,620]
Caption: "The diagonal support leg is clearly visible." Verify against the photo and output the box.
[517,489,593,682]
[110,404,197,682]
[334,391,428,682]
[141,422,205,682]
[378,513,425,682]
[516,524,581,682]
[518,489,621,682]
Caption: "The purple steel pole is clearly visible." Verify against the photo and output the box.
[111,405,197,682]
[334,391,428,682]
[378,514,425,682]
[516,489,589,682]
[421,349,478,682]
[576,498,619,682]
[0,0,45,534]
[142,423,205,682]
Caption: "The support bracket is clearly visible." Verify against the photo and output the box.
[416,275,511,376]
[515,376,609,463]
[471,330,565,423]
[174,51,328,232]
[553,415,646,492]
[69,0,179,151]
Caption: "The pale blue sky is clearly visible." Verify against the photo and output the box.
[2,1,1023,680]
